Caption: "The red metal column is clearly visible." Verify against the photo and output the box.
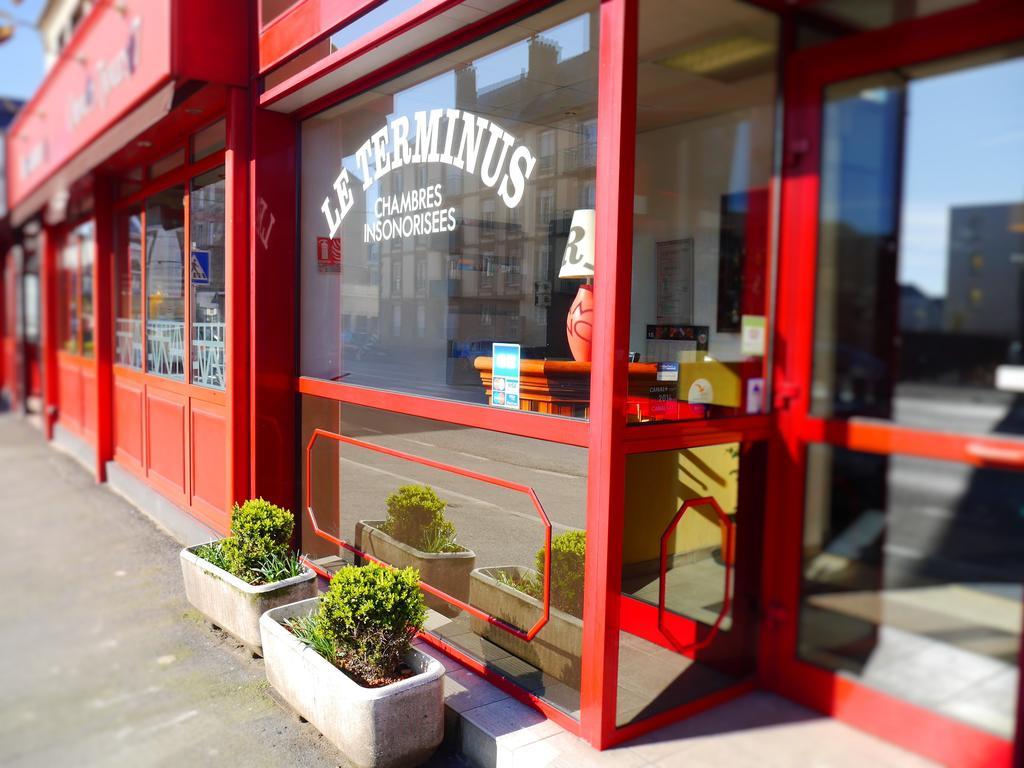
[226,85,252,511]
[40,226,59,439]
[93,176,114,482]
[580,0,637,748]
[249,105,297,514]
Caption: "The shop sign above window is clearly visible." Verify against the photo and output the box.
[320,109,538,243]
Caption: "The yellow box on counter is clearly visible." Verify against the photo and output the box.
[675,360,743,408]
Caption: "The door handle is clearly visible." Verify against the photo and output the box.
[965,442,1024,468]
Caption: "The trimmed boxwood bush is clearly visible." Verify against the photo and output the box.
[288,563,426,687]
[379,484,464,554]
[497,529,586,617]
[539,529,586,616]
[195,498,303,585]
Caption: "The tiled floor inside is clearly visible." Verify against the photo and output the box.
[801,583,1022,739]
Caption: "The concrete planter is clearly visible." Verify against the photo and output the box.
[180,544,317,655]
[261,597,445,768]
[355,520,475,615]
[469,566,583,686]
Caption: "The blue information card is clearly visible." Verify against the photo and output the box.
[491,343,521,410]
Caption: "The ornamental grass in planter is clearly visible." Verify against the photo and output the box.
[469,529,585,686]
[356,484,475,615]
[260,563,444,768]
[180,498,315,654]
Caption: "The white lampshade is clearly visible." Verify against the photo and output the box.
[558,208,596,279]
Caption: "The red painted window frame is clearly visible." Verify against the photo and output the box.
[111,130,228,403]
[283,0,786,749]
[766,2,1024,766]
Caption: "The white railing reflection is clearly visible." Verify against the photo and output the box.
[192,322,225,389]
[115,318,142,369]
[147,320,185,379]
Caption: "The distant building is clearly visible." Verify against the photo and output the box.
[945,203,1024,336]
[38,0,93,70]
[0,97,23,221]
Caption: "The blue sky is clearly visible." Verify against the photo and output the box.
[0,0,45,101]
[899,54,1024,297]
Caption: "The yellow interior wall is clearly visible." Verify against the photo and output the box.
[622,443,739,565]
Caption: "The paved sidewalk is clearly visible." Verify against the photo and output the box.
[0,416,460,768]
[0,415,942,768]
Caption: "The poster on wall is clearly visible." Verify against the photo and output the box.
[316,236,342,273]
[655,238,694,325]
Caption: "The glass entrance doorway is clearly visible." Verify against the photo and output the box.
[771,6,1024,766]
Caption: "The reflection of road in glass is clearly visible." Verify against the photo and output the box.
[321,405,587,578]
[894,385,1024,436]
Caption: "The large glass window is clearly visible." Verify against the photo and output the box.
[627,0,778,425]
[301,396,587,717]
[58,239,79,354]
[57,221,95,357]
[79,221,95,358]
[811,46,1024,436]
[114,210,143,369]
[799,445,1022,739]
[300,0,599,414]
[146,186,186,380]
[190,167,227,389]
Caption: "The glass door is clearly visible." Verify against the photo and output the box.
[770,6,1024,767]
[612,0,778,734]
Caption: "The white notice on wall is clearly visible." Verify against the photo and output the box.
[655,239,694,324]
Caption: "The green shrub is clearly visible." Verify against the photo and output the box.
[494,529,586,618]
[380,484,462,554]
[194,540,229,572]
[538,529,586,617]
[314,563,426,685]
[218,498,296,583]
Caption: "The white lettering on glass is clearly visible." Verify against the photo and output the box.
[320,108,537,236]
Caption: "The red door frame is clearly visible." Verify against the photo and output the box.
[766,2,1024,766]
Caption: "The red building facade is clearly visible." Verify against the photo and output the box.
[3,1,1023,765]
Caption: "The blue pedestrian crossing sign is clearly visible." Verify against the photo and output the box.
[191,250,210,286]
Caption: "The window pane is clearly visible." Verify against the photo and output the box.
[149,148,185,180]
[190,167,227,389]
[59,238,79,354]
[628,0,777,425]
[300,0,599,415]
[78,221,95,358]
[301,396,587,718]
[115,210,143,369]
[811,47,1024,436]
[264,0,420,91]
[799,445,1022,739]
[146,186,186,380]
[618,441,763,727]
[192,119,226,163]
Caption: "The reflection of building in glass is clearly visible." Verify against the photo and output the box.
[945,203,1024,337]
[327,11,599,397]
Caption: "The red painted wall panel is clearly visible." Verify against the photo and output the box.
[57,358,82,434]
[113,377,145,475]
[190,401,228,530]
[145,388,187,502]
[82,366,97,441]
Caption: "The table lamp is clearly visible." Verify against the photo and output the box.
[558,208,595,362]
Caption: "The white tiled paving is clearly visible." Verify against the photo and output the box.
[413,639,941,768]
